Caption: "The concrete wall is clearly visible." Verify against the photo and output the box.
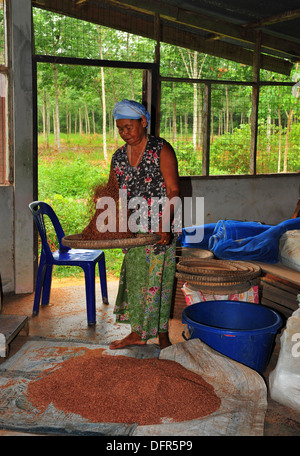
[180,173,300,227]
[0,0,34,294]
[0,186,14,292]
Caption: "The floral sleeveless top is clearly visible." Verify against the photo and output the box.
[112,135,167,198]
[111,135,168,234]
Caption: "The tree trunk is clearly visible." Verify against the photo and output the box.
[172,82,177,142]
[107,68,119,148]
[267,107,271,154]
[46,110,50,148]
[179,49,198,149]
[225,85,229,134]
[66,108,69,138]
[101,66,107,161]
[277,107,282,172]
[197,85,203,149]
[92,110,96,135]
[192,52,198,149]
[42,89,47,141]
[85,104,90,137]
[126,34,135,100]
[130,70,135,100]
[180,116,183,141]
[184,112,188,140]
[79,108,82,136]
[193,82,197,149]
[284,108,293,172]
[219,111,223,136]
[69,112,71,135]
[52,109,56,147]
[53,64,61,152]
[97,26,108,162]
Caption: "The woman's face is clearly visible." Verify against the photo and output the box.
[116,116,147,146]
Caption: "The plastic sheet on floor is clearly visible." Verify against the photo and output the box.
[135,339,267,436]
[0,338,267,436]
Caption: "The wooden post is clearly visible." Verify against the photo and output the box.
[143,14,161,136]
[250,31,261,175]
[202,83,211,176]
[142,69,152,132]
[154,13,161,137]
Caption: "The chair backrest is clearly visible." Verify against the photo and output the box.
[29,201,70,258]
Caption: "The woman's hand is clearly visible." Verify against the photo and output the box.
[156,231,172,246]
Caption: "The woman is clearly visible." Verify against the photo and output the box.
[109,99,180,350]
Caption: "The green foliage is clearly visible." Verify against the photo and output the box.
[43,194,91,237]
[289,124,300,169]
[41,194,95,279]
[38,154,108,200]
[38,142,124,279]
[210,124,251,174]
[34,8,300,180]
[173,141,202,175]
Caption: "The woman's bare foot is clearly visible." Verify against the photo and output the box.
[159,332,172,350]
[109,332,147,350]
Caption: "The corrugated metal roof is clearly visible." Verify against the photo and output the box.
[32,0,300,73]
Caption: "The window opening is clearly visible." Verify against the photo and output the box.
[33,7,299,178]
[33,7,156,63]
[257,84,300,174]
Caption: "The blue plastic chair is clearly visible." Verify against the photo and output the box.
[29,201,108,325]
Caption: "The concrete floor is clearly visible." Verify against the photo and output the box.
[1,277,300,437]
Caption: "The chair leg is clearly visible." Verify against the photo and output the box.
[83,264,96,325]
[98,257,109,305]
[41,264,53,305]
[33,258,47,315]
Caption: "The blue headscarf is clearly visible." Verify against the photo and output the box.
[113,99,151,127]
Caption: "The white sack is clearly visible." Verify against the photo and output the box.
[269,302,300,413]
[279,230,300,272]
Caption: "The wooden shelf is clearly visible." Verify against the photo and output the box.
[0,315,29,357]
[256,262,300,320]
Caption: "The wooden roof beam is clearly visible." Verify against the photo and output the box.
[110,0,300,60]
[161,23,293,75]
[73,0,90,6]
[205,33,227,42]
[244,8,300,29]
[31,0,293,74]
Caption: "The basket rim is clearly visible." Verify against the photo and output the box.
[175,269,261,284]
[176,271,248,285]
[62,233,161,249]
[176,259,261,281]
[186,281,256,294]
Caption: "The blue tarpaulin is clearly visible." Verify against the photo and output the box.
[177,223,216,249]
[178,219,300,263]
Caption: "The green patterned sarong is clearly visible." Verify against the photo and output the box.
[113,242,176,341]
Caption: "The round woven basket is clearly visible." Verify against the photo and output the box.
[184,279,259,294]
[175,247,214,260]
[62,233,161,250]
[176,258,261,283]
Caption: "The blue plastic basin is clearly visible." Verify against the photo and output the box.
[182,300,282,373]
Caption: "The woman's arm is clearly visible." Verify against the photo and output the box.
[157,142,181,244]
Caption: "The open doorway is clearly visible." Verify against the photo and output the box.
[32,58,156,281]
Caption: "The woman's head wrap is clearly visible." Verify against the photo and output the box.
[113,99,150,127]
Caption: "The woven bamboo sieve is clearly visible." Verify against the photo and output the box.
[62,233,161,250]
[176,258,261,283]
